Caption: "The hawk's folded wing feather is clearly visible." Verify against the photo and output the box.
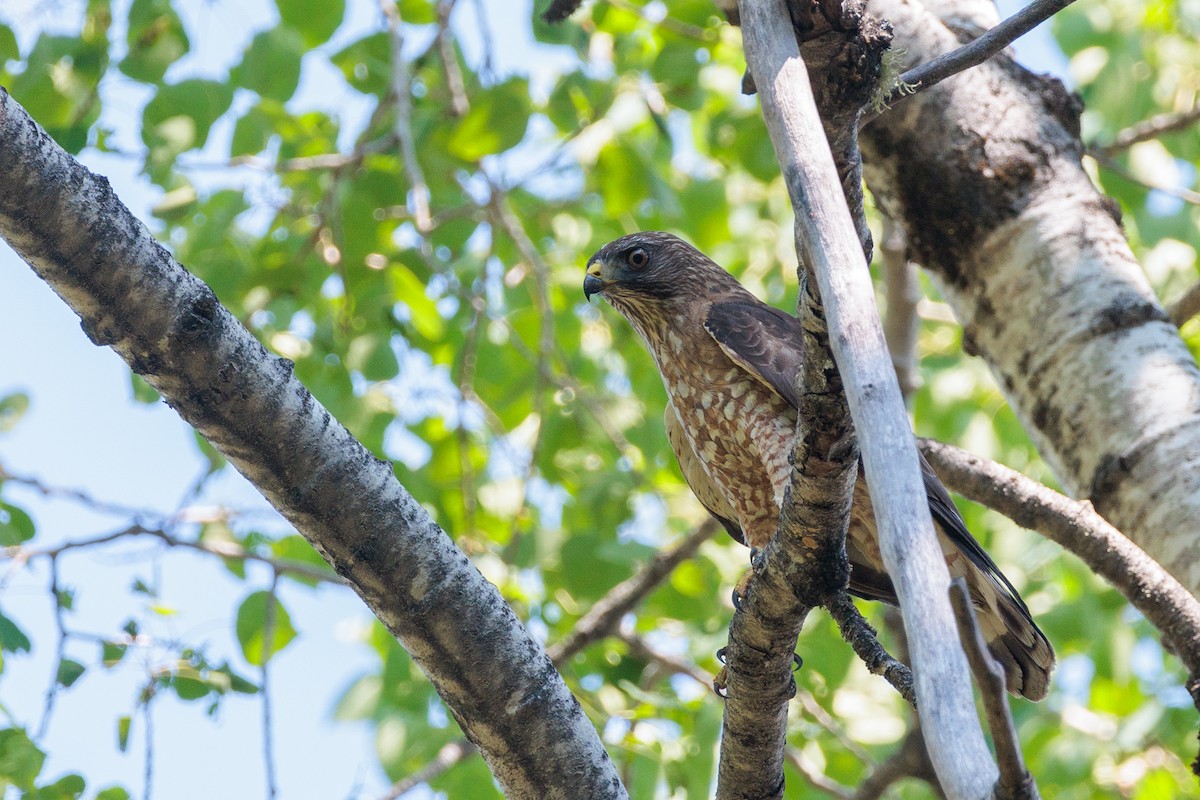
[703,298,1053,698]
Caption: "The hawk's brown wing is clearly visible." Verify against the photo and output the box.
[704,298,1054,699]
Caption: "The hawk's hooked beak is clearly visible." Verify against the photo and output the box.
[583,260,607,301]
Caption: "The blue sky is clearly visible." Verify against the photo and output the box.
[0,1,1070,797]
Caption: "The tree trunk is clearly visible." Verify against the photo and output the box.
[861,0,1200,595]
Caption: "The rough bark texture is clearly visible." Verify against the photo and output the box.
[0,88,627,800]
[861,0,1200,596]
[737,1,998,797]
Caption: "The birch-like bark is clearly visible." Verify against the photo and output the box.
[861,0,1200,595]
[0,88,626,800]
[737,1,998,798]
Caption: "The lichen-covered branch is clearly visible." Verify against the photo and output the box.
[0,87,626,800]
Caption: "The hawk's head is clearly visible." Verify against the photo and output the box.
[583,232,737,311]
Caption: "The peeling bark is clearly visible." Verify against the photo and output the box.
[861,0,1200,596]
[0,88,627,800]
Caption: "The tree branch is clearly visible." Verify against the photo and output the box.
[380,0,434,245]
[923,438,1200,780]
[949,579,1039,800]
[1092,105,1200,158]
[0,87,626,800]
[1169,281,1200,328]
[873,0,1078,113]
[827,593,915,705]
[919,439,1200,680]
[546,519,719,663]
[736,1,998,798]
[880,217,921,402]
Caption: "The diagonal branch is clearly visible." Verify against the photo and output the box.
[918,440,1200,681]
[1092,105,1200,158]
[920,439,1200,781]
[0,87,626,800]
[949,579,1039,800]
[871,0,1078,115]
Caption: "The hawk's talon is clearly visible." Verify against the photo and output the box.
[731,588,743,610]
[714,665,729,698]
[716,646,727,665]
[792,653,803,671]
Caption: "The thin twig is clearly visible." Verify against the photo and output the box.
[379,740,478,800]
[1090,152,1200,206]
[1169,282,1200,328]
[0,465,158,519]
[871,0,1078,115]
[852,726,939,800]
[143,691,155,800]
[1092,105,1200,158]
[436,0,469,116]
[36,556,68,741]
[949,579,1039,800]
[617,625,711,688]
[261,571,280,800]
[9,525,342,585]
[827,593,916,706]
[797,689,874,765]
[380,0,434,245]
[880,217,921,403]
[784,747,855,799]
[485,181,556,534]
[546,519,719,663]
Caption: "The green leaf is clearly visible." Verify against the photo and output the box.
[0,392,29,432]
[30,772,86,800]
[129,373,160,404]
[116,716,131,753]
[346,334,399,381]
[96,787,131,800]
[120,0,189,83]
[0,503,35,546]
[277,0,345,47]
[0,728,45,790]
[141,79,234,179]
[234,591,297,666]
[8,28,108,145]
[231,105,275,157]
[446,78,531,160]
[397,0,437,25]
[269,535,335,587]
[232,27,305,102]
[331,32,390,96]
[101,641,127,668]
[0,25,18,65]
[593,142,650,217]
[170,674,209,701]
[0,611,31,655]
[55,659,85,688]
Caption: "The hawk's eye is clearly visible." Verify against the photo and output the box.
[627,248,649,269]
